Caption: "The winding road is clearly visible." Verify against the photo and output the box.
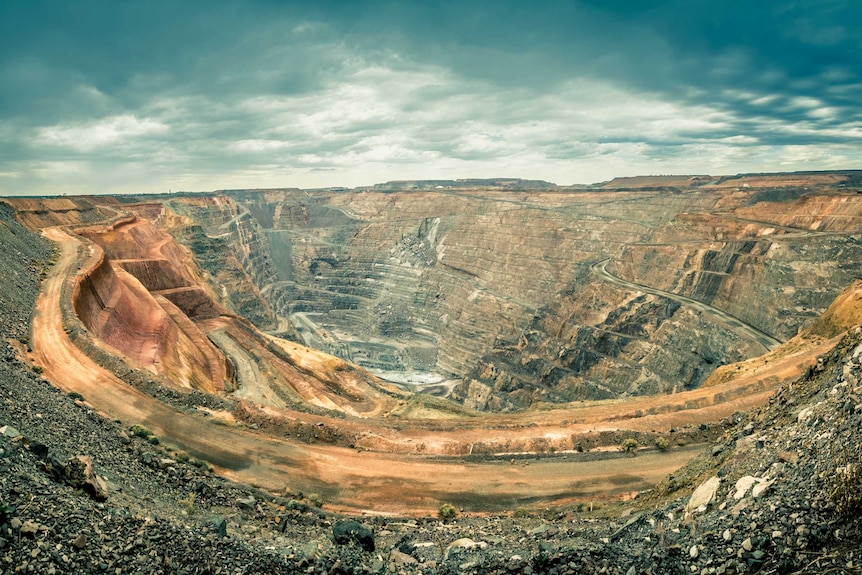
[31,227,713,515]
[592,258,782,351]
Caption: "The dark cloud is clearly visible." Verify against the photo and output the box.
[0,0,860,194]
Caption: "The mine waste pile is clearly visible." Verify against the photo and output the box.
[1,171,862,574]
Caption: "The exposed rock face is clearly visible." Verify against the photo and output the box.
[73,216,229,392]
[8,173,862,413]
[152,174,862,410]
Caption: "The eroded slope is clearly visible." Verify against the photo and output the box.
[160,174,862,411]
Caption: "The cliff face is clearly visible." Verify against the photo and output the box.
[158,174,862,410]
[72,217,228,392]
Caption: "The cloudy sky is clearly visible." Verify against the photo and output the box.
[1,1,860,195]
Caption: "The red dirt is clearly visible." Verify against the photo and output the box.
[29,223,843,515]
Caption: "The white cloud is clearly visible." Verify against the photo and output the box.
[34,115,169,152]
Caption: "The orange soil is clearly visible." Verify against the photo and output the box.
[29,224,844,515]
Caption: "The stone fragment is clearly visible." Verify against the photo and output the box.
[76,456,109,501]
[389,549,418,565]
[445,537,486,559]
[797,407,814,422]
[734,476,758,499]
[689,545,699,559]
[752,479,772,498]
[742,538,752,552]
[21,520,39,535]
[72,533,87,549]
[332,520,375,552]
[687,476,720,513]
[236,496,256,510]
[302,540,319,560]
[210,516,227,537]
[777,450,799,464]
[0,425,21,438]
[723,529,732,542]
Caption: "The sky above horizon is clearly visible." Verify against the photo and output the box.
[1,1,861,195]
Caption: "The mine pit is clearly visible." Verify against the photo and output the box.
[13,173,862,514]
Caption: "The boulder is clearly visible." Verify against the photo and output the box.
[332,520,375,552]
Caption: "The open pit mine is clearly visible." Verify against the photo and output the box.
[9,170,862,514]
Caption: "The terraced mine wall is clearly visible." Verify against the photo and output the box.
[159,178,862,411]
[71,222,227,393]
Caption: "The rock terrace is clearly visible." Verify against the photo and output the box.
[2,171,862,573]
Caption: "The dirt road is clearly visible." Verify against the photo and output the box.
[31,227,710,514]
[592,258,782,351]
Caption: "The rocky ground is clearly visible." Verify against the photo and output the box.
[2,199,861,574]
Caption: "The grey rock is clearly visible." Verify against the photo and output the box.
[332,520,375,552]
[302,539,319,560]
[0,425,21,438]
[71,533,87,549]
[389,549,417,565]
[210,516,227,537]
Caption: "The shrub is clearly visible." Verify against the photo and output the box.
[67,391,85,402]
[828,463,862,517]
[129,424,152,439]
[178,492,196,514]
[287,499,308,512]
[621,438,639,454]
[655,437,670,452]
[0,500,14,523]
[438,503,458,522]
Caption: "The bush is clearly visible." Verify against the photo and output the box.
[438,503,458,522]
[129,424,152,439]
[655,437,670,452]
[67,391,85,402]
[621,438,639,454]
[0,500,15,523]
[828,463,862,517]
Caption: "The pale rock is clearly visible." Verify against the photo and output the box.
[21,520,39,534]
[445,538,486,559]
[752,479,773,498]
[734,476,758,499]
[389,549,418,565]
[686,476,721,513]
[0,425,22,438]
